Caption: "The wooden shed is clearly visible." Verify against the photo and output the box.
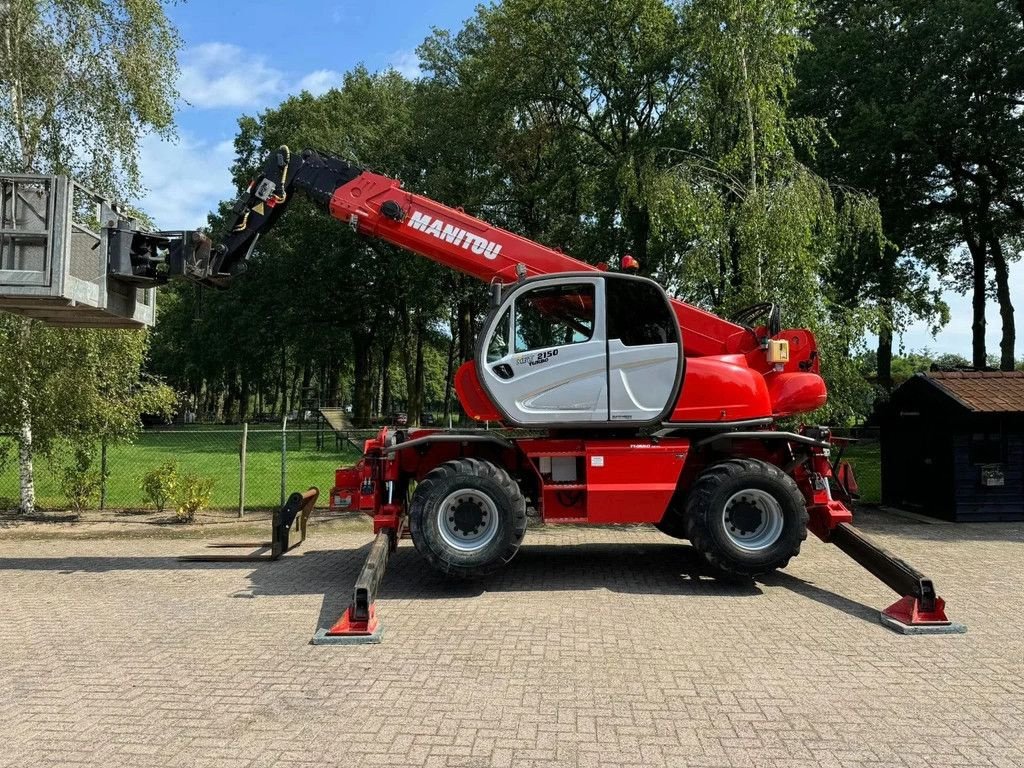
[880,371,1024,522]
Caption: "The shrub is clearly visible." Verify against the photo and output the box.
[142,461,179,513]
[60,450,104,513]
[173,472,213,523]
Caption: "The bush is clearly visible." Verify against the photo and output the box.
[173,472,213,523]
[142,461,179,513]
[60,450,104,513]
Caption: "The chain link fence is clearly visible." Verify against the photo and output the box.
[1,424,884,512]
[0,424,367,513]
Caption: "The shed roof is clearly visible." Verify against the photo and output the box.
[922,371,1024,413]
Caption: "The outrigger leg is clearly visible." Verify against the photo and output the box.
[828,522,966,635]
[312,525,396,645]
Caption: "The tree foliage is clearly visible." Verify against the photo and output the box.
[0,0,179,513]
[147,0,1019,431]
[797,0,1024,375]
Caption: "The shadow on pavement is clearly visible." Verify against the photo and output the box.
[0,534,900,633]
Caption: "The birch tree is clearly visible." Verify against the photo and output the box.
[0,0,179,513]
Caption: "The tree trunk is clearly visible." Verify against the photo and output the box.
[967,236,988,369]
[352,329,375,427]
[380,338,393,419]
[876,255,896,390]
[17,401,35,515]
[990,236,1016,370]
[458,298,474,362]
[410,318,426,425]
[288,365,301,418]
[625,202,651,269]
[239,371,250,422]
[224,369,237,423]
[443,311,457,423]
[877,323,894,390]
[300,362,313,409]
[278,347,288,417]
[325,360,339,408]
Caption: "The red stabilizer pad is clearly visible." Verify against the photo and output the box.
[879,596,966,635]
[311,605,383,645]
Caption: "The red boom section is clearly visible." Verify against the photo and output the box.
[329,171,756,358]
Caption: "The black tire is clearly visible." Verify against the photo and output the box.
[410,458,527,579]
[684,458,808,578]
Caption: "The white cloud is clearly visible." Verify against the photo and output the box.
[296,69,345,96]
[388,50,422,79]
[179,43,354,107]
[178,43,286,109]
[136,132,236,230]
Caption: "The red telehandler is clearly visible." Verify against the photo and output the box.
[107,146,961,641]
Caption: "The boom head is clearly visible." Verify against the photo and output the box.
[185,147,363,288]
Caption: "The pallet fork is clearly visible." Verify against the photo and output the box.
[179,488,319,563]
[311,523,398,645]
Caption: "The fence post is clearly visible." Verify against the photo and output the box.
[238,422,248,518]
[280,415,288,507]
[99,438,107,510]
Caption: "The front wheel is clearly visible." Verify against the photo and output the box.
[410,458,527,579]
[684,458,808,578]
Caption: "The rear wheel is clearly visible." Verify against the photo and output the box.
[410,458,527,579]
[684,459,808,578]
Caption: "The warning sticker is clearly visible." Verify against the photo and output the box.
[590,455,604,467]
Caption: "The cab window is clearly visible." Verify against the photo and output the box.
[514,283,595,353]
[486,307,511,363]
[606,278,677,346]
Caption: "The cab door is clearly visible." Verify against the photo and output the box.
[605,275,682,423]
[478,276,608,425]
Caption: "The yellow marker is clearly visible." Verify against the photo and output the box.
[766,339,790,364]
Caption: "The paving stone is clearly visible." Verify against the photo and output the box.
[0,515,1022,767]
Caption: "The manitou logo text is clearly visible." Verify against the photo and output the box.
[407,211,503,260]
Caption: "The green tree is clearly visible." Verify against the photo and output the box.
[0,0,180,513]
[797,0,1024,374]
[151,68,453,427]
[416,0,884,424]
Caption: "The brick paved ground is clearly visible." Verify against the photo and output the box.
[1,512,1022,768]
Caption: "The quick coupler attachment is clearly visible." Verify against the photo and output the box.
[312,527,393,645]
[829,522,966,635]
[179,487,319,563]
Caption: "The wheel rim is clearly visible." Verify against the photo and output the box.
[721,488,784,552]
[437,489,500,553]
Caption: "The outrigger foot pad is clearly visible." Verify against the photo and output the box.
[312,605,384,645]
[311,527,393,646]
[880,596,967,635]
[827,522,966,634]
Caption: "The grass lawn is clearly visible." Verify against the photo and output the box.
[3,425,885,511]
[0,428,362,512]
[840,440,881,504]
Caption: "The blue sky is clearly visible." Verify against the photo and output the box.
[138,0,1017,359]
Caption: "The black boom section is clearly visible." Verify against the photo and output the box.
[206,147,363,287]
[829,522,938,611]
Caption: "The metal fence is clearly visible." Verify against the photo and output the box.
[0,425,884,513]
[0,424,368,513]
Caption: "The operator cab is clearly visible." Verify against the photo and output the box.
[477,273,683,427]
